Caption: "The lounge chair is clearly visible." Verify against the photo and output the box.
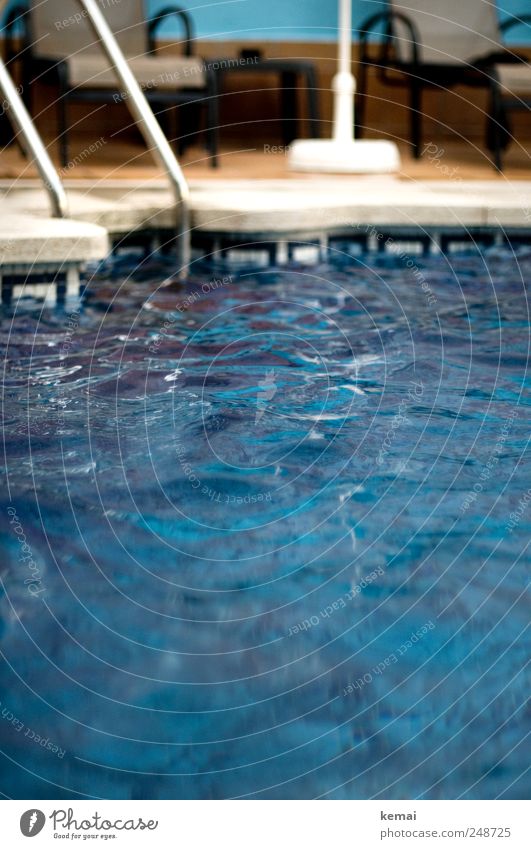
[356,0,531,169]
[7,0,218,167]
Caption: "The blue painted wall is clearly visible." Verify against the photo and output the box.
[2,0,531,43]
[148,0,531,42]
[148,0,360,42]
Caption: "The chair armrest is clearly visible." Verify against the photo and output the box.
[1,2,28,35]
[500,15,531,35]
[148,5,194,56]
[359,10,421,67]
[1,3,29,63]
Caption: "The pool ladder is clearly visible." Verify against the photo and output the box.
[0,0,191,275]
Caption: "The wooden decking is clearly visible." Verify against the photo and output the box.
[1,138,531,183]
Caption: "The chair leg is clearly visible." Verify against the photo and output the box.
[171,104,184,157]
[174,106,184,155]
[487,79,506,172]
[410,78,422,159]
[56,66,70,169]
[206,108,219,168]
[305,65,320,139]
[58,95,69,169]
[189,102,203,147]
[355,58,368,139]
[280,71,298,146]
[206,71,219,168]
[494,144,503,173]
[177,101,201,154]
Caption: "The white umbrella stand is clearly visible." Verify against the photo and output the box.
[289,0,400,173]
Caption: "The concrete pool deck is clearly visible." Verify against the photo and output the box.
[1,172,531,285]
[188,176,531,232]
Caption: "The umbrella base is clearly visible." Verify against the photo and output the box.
[288,139,401,174]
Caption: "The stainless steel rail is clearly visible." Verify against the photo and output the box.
[0,57,69,218]
[77,0,191,275]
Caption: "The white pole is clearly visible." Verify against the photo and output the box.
[288,0,400,173]
[338,0,352,75]
[333,0,355,142]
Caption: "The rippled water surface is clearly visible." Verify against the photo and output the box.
[1,248,529,799]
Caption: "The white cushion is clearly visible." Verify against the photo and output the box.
[495,63,531,95]
[67,55,207,90]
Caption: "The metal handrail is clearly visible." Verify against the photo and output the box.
[77,0,191,275]
[0,56,69,218]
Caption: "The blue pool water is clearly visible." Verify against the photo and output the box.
[1,246,529,799]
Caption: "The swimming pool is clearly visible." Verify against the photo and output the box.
[1,243,529,799]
